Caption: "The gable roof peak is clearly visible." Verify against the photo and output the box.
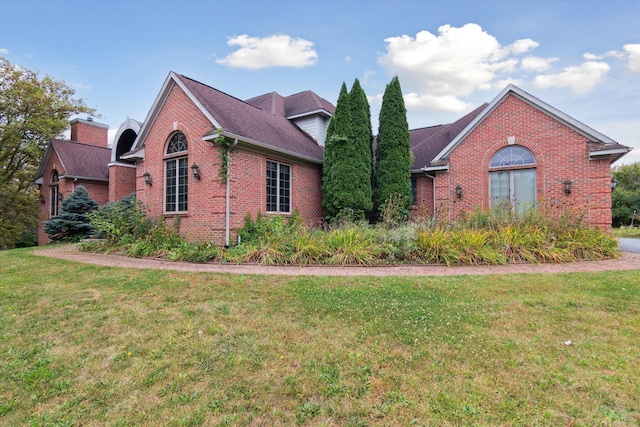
[428,83,630,166]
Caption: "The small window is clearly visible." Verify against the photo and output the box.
[167,132,188,154]
[50,170,60,217]
[411,177,418,205]
[266,160,291,213]
[164,133,188,213]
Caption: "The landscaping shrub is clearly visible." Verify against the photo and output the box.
[87,193,151,244]
[81,203,620,266]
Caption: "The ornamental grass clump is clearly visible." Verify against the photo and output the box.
[323,227,379,266]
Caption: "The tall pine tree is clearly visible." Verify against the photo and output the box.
[373,76,412,215]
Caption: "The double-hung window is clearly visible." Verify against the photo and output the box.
[266,160,291,213]
[489,145,536,214]
[164,132,188,213]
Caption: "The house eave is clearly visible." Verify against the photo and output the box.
[287,109,332,120]
[589,147,632,163]
[108,161,137,168]
[121,147,145,161]
[422,164,449,172]
[59,174,109,183]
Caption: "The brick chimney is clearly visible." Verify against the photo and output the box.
[70,117,109,148]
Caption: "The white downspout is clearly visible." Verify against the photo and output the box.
[425,173,436,216]
[225,139,238,247]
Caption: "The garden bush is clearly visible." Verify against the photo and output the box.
[87,193,152,244]
[81,203,620,266]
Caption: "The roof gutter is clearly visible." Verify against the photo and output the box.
[424,172,437,216]
[421,164,449,172]
[59,174,109,183]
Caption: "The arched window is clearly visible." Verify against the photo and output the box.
[489,146,536,213]
[164,132,188,213]
[50,170,60,217]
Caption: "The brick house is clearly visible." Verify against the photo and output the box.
[35,75,630,245]
[410,84,630,229]
[119,72,335,246]
[35,118,111,245]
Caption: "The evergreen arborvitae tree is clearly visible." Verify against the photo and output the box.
[373,76,412,215]
[322,82,354,220]
[44,186,98,241]
[348,78,373,217]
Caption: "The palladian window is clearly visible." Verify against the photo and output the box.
[489,145,536,213]
[164,132,188,213]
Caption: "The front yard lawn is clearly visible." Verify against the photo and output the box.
[1,248,638,425]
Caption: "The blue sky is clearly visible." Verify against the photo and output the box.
[2,0,639,164]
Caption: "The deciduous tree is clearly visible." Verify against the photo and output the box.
[612,162,640,227]
[0,58,94,248]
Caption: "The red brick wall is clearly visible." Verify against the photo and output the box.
[432,94,613,228]
[70,119,109,148]
[135,81,324,245]
[38,150,109,245]
[109,164,137,202]
[410,174,435,216]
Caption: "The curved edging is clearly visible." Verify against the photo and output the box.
[32,245,640,277]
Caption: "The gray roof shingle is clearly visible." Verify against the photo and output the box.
[410,104,488,170]
[52,139,111,180]
[176,74,331,163]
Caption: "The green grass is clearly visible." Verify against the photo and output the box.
[1,247,639,425]
[613,227,640,239]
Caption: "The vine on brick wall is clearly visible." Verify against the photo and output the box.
[210,131,235,183]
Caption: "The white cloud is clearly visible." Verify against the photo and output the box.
[532,61,610,94]
[583,52,601,61]
[624,44,640,73]
[108,128,118,148]
[506,38,538,55]
[521,56,558,72]
[493,78,522,90]
[403,92,473,113]
[0,48,9,55]
[584,50,626,61]
[378,23,541,112]
[216,34,318,70]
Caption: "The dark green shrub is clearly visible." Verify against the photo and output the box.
[87,193,151,244]
[236,211,302,245]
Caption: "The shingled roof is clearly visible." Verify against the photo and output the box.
[174,73,330,163]
[245,90,335,119]
[410,104,487,172]
[35,139,111,182]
